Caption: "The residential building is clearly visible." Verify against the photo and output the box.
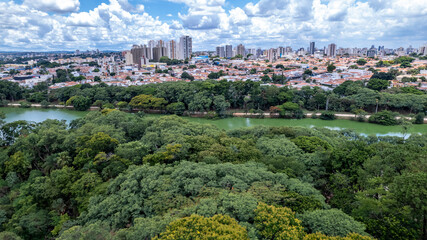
[237,44,245,57]
[310,42,315,55]
[216,46,225,58]
[178,36,192,60]
[225,45,233,58]
[327,43,337,57]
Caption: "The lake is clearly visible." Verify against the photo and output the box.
[1,107,427,137]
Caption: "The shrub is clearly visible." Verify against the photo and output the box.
[320,111,336,120]
[19,101,31,108]
[40,100,50,108]
[414,112,425,124]
[369,110,398,126]
[102,103,115,109]
[0,99,9,107]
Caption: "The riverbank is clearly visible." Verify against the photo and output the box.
[3,103,427,124]
[1,107,427,136]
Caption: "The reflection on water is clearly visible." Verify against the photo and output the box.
[1,107,427,137]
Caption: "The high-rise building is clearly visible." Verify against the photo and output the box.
[167,40,178,59]
[131,45,150,68]
[148,40,156,59]
[367,45,377,58]
[419,44,427,56]
[310,42,315,55]
[327,43,337,57]
[178,36,192,60]
[267,48,278,62]
[216,46,225,58]
[237,44,245,57]
[124,51,133,65]
[225,45,233,58]
[277,46,285,57]
[153,46,167,62]
[256,48,263,58]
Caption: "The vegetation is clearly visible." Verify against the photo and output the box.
[0,110,426,239]
[369,110,398,126]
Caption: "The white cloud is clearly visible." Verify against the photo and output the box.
[23,0,80,13]
[0,0,426,51]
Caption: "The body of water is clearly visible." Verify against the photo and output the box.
[1,107,426,137]
[1,107,88,123]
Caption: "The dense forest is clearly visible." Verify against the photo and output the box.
[0,109,426,239]
[1,78,426,120]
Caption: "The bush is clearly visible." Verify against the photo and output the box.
[40,100,50,108]
[102,103,115,109]
[0,99,9,107]
[414,112,425,124]
[369,110,398,126]
[19,101,31,108]
[320,111,335,120]
[353,109,367,122]
[278,102,304,119]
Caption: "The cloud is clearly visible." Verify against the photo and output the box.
[23,0,80,13]
[0,0,426,51]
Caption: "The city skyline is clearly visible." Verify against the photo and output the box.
[0,0,426,51]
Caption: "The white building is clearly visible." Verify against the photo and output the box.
[178,36,192,60]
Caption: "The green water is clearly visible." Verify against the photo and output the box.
[1,107,427,137]
[1,107,88,123]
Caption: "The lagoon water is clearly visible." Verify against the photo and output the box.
[1,107,426,137]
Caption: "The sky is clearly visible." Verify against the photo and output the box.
[0,0,426,52]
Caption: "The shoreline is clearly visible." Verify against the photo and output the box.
[3,104,427,124]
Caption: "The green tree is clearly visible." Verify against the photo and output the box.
[327,64,336,73]
[213,95,230,117]
[254,203,305,240]
[166,102,186,116]
[392,172,427,240]
[367,78,389,91]
[66,96,92,111]
[181,71,194,81]
[298,209,367,237]
[356,59,367,66]
[129,94,168,110]
[156,214,249,240]
[369,111,398,126]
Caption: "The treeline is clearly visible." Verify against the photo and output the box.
[0,111,426,239]
[1,79,426,118]
[51,80,427,115]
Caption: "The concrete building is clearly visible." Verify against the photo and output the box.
[216,46,225,58]
[420,44,427,56]
[225,45,233,58]
[153,47,167,62]
[327,43,337,57]
[310,42,315,55]
[367,45,377,58]
[237,44,246,57]
[131,45,150,68]
[124,51,133,65]
[167,40,178,59]
[179,36,192,60]
[267,48,278,62]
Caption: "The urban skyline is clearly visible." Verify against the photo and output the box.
[0,0,426,51]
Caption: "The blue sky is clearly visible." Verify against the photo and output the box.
[0,0,426,51]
